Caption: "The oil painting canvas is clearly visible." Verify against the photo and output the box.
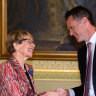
[7,0,80,51]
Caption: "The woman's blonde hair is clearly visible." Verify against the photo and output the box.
[6,30,33,54]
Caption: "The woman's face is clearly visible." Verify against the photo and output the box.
[14,35,35,59]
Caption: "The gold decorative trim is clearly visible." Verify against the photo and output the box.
[34,69,80,81]
[34,69,79,72]
[35,79,81,81]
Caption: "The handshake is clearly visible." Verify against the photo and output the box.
[41,88,69,96]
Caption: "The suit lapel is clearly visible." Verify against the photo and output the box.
[93,45,96,95]
[78,44,87,84]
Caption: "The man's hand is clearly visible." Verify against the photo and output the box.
[56,88,69,96]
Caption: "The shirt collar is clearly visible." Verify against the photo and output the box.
[86,32,96,45]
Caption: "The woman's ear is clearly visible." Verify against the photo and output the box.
[13,42,19,51]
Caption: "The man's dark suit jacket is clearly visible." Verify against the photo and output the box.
[73,44,96,96]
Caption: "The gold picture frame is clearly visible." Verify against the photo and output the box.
[0,0,77,60]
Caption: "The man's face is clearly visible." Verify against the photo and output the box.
[66,15,87,42]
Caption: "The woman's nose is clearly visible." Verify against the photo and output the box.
[33,43,35,48]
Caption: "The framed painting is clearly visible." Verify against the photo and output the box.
[0,0,78,60]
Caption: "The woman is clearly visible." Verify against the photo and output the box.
[0,30,65,96]
[0,30,47,96]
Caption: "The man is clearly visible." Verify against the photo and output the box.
[44,6,96,96]
[60,6,96,96]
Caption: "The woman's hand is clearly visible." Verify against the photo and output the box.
[41,88,68,96]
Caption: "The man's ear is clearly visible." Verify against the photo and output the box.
[82,17,88,24]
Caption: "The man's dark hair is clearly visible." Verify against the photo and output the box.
[65,6,95,26]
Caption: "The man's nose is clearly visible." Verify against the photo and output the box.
[70,30,74,36]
